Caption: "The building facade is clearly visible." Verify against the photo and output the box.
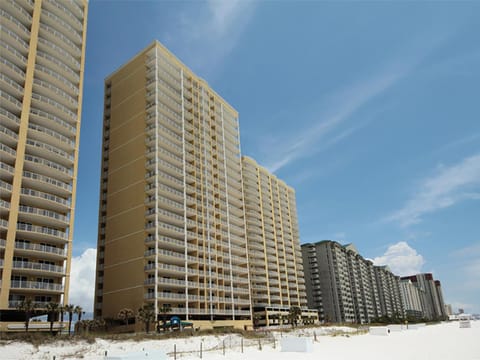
[0,0,88,328]
[374,265,404,319]
[301,240,404,323]
[94,41,251,328]
[401,273,446,321]
[242,157,315,326]
[399,278,424,319]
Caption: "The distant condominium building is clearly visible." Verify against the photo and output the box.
[242,157,316,326]
[301,241,404,323]
[374,265,404,318]
[401,273,446,321]
[399,278,424,319]
[94,41,252,329]
[0,0,88,329]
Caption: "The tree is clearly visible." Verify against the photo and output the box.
[59,305,65,323]
[158,304,171,331]
[64,304,74,335]
[74,305,84,322]
[288,306,302,328]
[137,303,156,333]
[118,308,134,327]
[16,299,36,332]
[46,302,60,335]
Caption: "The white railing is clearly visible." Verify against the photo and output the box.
[20,187,70,206]
[10,280,64,291]
[18,204,68,223]
[12,260,65,273]
[23,170,72,192]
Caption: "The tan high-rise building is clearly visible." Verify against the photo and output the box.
[242,157,316,326]
[94,41,251,328]
[0,0,88,328]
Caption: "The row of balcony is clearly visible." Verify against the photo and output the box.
[28,122,76,149]
[43,0,84,32]
[144,292,250,305]
[22,170,72,194]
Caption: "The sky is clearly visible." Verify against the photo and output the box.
[71,0,480,314]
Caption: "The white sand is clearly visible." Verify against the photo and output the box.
[1,321,479,360]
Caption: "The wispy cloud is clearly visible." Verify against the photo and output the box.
[255,27,455,173]
[373,241,425,276]
[164,1,256,77]
[387,154,480,227]
[264,73,398,173]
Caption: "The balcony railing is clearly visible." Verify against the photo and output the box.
[12,260,65,274]
[15,240,67,256]
[10,280,64,291]
[18,204,68,224]
[16,222,68,240]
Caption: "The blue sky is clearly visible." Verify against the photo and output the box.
[71,1,480,313]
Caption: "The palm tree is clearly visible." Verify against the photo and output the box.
[74,305,83,322]
[137,303,155,333]
[288,306,302,328]
[59,305,65,323]
[64,304,74,335]
[158,304,171,331]
[16,299,36,332]
[118,308,134,327]
[46,302,59,335]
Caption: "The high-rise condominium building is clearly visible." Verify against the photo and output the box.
[241,157,315,326]
[401,273,446,321]
[0,0,88,328]
[94,41,251,328]
[301,240,404,323]
[399,278,424,319]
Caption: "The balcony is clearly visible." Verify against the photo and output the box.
[20,187,70,213]
[16,222,68,244]
[0,73,24,100]
[22,170,71,197]
[18,204,68,227]
[39,23,81,59]
[10,280,64,292]
[30,107,76,138]
[34,63,78,97]
[0,89,23,114]
[1,24,29,55]
[23,154,72,182]
[12,260,65,275]
[3,0,32,27]
[35,51,80,86]
[43,0,83,32]
[28,122,75,150]
[31,92,77,124]
[15,240,67,258]
[41,8,82,46]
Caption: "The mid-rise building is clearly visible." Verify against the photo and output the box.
[242,157,316,326]
[301,240,404,323]
[0,0,88,329]
[94,41,251,329]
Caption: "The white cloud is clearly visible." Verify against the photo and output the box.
[387,154,480,227]
[373,241,425,276]
[69,248,96,312]
[165,0,256,76]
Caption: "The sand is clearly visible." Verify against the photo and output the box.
[1,321,479,360]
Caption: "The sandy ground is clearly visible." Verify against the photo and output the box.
[1,321,479,360]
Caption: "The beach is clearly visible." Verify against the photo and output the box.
[1,321,479,360]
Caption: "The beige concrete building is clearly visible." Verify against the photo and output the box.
[94,41,251,329]
[0,0,88,328]
[242,157,316,326]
